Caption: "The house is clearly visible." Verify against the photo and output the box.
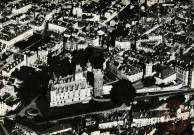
[175,61,190,86]
[131,111,160,127]
[115,36,131,50]
[2,54,26,77]
[154,65,176,85]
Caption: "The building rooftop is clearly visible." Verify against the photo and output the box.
[133,111,159,119]
[154,65,176,79]
[0,23,31,41]
[3,54,24,73]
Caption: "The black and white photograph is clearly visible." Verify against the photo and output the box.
[0,0,194,134]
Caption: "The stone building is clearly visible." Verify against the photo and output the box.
[48,65,93,107]
[48,64,104,107]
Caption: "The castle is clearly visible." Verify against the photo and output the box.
[48,62,104,107]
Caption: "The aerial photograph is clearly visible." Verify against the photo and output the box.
[0,0,194,134]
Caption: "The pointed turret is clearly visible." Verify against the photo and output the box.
[51,72,57,81]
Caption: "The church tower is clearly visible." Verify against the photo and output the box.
[93,69,103,97]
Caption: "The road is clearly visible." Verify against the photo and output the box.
[36,104,131,125]
[135,89,194,101]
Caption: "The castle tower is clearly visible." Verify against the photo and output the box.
[75,64,84,81]
[93,69,103,97]
[145,60,153,77]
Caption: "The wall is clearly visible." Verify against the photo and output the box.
[155,73,176,85]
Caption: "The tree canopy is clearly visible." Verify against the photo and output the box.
[110,79,136,107]
[143,76,156,87]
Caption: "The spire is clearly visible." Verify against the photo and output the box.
[51,72,57,81]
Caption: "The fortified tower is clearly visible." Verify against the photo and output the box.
[93,69,103,97]
[145,59,153,77]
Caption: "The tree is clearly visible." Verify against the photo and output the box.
[110,79,136,107]
[85,47,105,68]
[180,122,193,135]
[4,118,15,132]
[166,95,186,103]
[143,76,156,87]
